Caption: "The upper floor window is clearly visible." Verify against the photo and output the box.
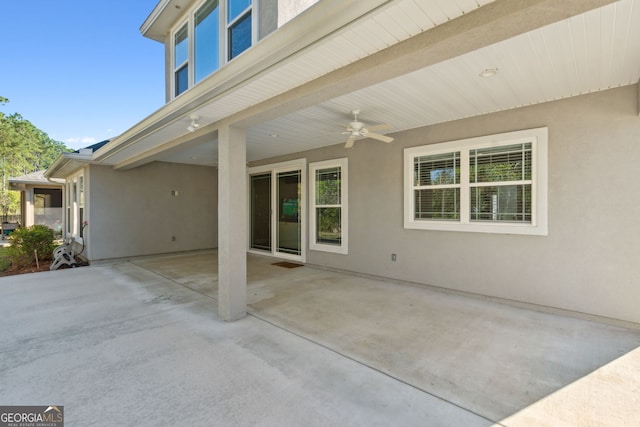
[172,0,254,98]
[174,24,189,96]
[403,128,548,235]
[195,0,220,83]
[227,0,251,60]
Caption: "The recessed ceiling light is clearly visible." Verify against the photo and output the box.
[479,68,499,78]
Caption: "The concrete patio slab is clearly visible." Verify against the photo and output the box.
[2,250,639,426]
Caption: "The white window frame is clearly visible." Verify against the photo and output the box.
[247,158,307,262]
[172,20,190,97]
[226,0,254,61]
[170,0,256,98]
[66,169,86,241]
[309,158,348,254]
[404,127,548,236]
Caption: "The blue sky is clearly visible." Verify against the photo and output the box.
[2,1,165,149]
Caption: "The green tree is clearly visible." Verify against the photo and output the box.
[0,97,71,220]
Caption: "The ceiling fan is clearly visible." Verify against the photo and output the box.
[342,109,394,148]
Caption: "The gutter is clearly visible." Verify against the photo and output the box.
[44,151,94,180]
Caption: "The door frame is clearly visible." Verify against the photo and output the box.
[247,158,307,263]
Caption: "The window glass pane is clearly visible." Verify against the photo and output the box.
[250,173,271,251]
[78,176,84,207]
[175,64,189,96]
[316,207,341,245]
[470,185,531,222]
[414,188,460,220]
[414,152,460,186]
[228,0,251,22]
[228,11,252,59]
[174,24,188,68]
[195,0,220,82]
[315,167,341,205]
[470,143,532,183]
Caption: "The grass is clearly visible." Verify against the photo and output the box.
[0,245,10,272]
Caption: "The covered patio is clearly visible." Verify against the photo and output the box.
[2,254,638,425]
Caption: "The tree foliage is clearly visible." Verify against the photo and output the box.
[0,97,71,219]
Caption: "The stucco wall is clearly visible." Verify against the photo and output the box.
[277,0,319,26]
[253,84,640,324]
[86,162,217,260]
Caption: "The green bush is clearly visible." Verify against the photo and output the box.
[7,225,56,269]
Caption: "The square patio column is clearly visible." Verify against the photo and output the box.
[25,189,34,226]
[217,125,247,321]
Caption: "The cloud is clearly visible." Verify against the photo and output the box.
[66,137,97,144]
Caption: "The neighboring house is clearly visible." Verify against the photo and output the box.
[8,170,64,233]
[45,0,640,324]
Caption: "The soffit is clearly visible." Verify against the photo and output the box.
[245,0,640,161]
[98,0,498,168]
[102,0,638,169]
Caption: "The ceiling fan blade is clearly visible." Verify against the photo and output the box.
[366,132,394,143]
[367,123,393,132]
[345,137,356,148]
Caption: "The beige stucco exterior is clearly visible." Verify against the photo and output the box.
[252,84,640,325]
[60,83,640,324]
[45,0,640,325]
[84,161,217,260]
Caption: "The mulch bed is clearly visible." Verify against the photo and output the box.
[0,261,53,277]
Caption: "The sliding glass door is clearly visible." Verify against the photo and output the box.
[249,160,306,261]
[276,170,301,256]
[250,173,271,251]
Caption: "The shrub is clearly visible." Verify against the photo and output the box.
[7,225,56,269]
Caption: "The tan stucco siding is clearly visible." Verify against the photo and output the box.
[254,84,640,324]
[87,161,217,260]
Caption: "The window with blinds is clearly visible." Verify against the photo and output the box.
[413,152,460,220]
[470,143,532,223]
[404,128,548,235]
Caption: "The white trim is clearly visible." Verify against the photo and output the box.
[404,127,548,236]
[65,169,87,240]
[169,0,256,99]
[247,158,307,262]
[309,158,348,254]
[171,19,190,97]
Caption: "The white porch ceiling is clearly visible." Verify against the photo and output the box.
[117,0,639,168]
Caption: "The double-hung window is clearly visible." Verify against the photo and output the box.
[227,0,252,60]
[171,0,253,98]
[404,127,548,235]
[173,23,189,97]
[309,158,348,254]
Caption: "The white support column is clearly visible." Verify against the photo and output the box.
[217,125,247,321]
[25,189,35,226]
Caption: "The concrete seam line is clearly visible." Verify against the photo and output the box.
[247,310,502,425]
[127,260,219,302]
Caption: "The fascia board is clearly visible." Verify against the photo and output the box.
[44,153,93,180]
[95,0,392,164]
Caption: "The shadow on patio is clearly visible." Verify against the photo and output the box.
[130,249,640,425]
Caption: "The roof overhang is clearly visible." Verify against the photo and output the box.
[90,0,631,172]
[96,0,395,166]
[44,152,95,180]
[141,0,200,42]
